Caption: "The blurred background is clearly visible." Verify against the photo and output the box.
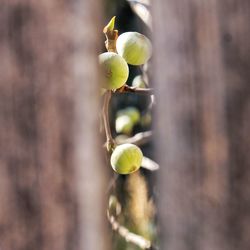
[0,0,250,250]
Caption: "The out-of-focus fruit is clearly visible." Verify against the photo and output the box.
[117,107,140,124]
[115,115,133,135]
[132,75,146,88]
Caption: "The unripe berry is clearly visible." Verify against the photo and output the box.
[99,52,129,90]
[115,115,134,135]
[132,75,146,88]
[116,32,152,66]
[117,107,140,124]
[110,143,143,174]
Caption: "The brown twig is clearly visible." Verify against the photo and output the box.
[102,90,116,151]
[107,210,152,249]
[116,131,153,146]
[102,19,119,151]
[114,84,154,95]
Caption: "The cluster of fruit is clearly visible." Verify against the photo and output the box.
[99,31,151,90]
[99,17,152,175]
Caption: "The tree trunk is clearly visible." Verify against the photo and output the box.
[153,1,250,249]
[0,1,109,250]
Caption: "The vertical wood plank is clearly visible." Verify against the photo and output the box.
[0,1,109,250]
[153,0,250,249]
[218,1,250,249]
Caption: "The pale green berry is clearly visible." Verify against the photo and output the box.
[99,52,129,90]
[115,115,133,135]
[116,32,152,66]
[110,143,143,174]
[117,107,140,124]
[132,75,146,88]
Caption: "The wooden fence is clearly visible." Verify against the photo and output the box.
[154,1,250,250]
[0,0,250,250]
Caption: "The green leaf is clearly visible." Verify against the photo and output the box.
[103,16,116,33]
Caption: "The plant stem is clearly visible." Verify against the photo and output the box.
[116,131,153,146]
[114,84,154,95]
[102,90,115,151]
[107,210,152,249]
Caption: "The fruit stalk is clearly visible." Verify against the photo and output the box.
[102,90,115,152]
[102,17,119,151]
[115,84,153,95]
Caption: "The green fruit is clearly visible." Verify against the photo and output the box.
[116,32,152,65]
[99,52,129,90]
[117,107,140,124]
[110,143,143,174]
[115,115,133,135]
[132,75,146,88]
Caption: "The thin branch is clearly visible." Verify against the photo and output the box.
[106,174,119,194]
[102,18,119,151]
[107,210,152,249]
[116,131,153,146]
[114,84,154,95]
[102,90,116,151]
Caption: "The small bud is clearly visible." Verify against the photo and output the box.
[103,16,116,33]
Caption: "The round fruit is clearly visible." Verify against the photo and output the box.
[110,143,143,174]
[115,115,133,135]
[117,107,140,124]
[99,52,129,90]
[116,32,152,65]
[132,75,146,88]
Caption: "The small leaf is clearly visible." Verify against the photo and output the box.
[141,156,159,171]
[103,16,116,33]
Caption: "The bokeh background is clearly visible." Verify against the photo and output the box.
[1,0,250,250]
